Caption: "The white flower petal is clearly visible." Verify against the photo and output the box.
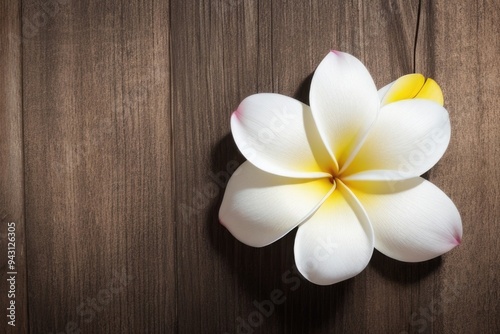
[377,81,394,102]
[348,178,462,262]
[294,180,374,285]
[231,93,334,178]
[219,161,334,247]
[343,99,451,181]
[309,51,380,169]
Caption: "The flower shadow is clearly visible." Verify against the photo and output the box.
[294,72,314,105]
[207,133,350,332]
[369,249,442,283]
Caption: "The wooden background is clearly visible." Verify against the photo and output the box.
[1,0,498,333]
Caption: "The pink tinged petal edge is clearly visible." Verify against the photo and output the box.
[293,180,374,285]
[233,107,241,119]
[347,177,462,262]
[219,161,335,248]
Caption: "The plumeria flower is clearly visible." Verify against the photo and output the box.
[219,51,462,285]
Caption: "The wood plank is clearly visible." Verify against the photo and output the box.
[22,1,176,332]
[0,1,28,332]
[170,1,268,332]
[416,0,500,333]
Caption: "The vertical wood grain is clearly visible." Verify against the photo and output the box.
[1,0,496,333]
[22,1,175,332]
[170,1,267,332]
[417,0,500,333]
[0,0,28,332]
